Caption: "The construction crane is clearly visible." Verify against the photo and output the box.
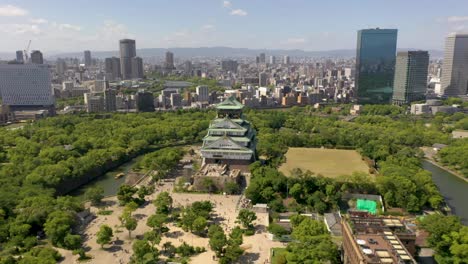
[23,40,31,63]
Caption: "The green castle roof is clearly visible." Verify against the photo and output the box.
[216,96,244,110]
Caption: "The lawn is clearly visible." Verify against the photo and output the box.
[279,147,370,178]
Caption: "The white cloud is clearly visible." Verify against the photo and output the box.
[230,9,247,16]
[0,5,28,16]
[286,38,306,44]
[223,1,232,8]
[447,16,468,23]
[0,24,41,35]
[58,23,82,31]
[30,18,48,24]
[201,24,215,31]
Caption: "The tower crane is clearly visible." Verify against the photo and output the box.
[23,40,31,63]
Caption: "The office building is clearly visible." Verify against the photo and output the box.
[56,59,67,75]
[440,33,468,96]
[119,39,136,80]
[170,93,182,108]
[283,55,290,65]
[269,55,276,65]
[62,81,74,91]
[104,89,117,112]
[221,60,238,73]
[84,50,92,67]
[165,51,175,70]
[131,57,144,79]
[355,28,398,104]
[136,91,154,112]
[105,57,121,81]
[392,51,429,105]
[259,53,266,63]
[93,80,108,93]
[196,85,209,102]
[259,72,268,87]
[183,61,193,76]
[16,51,24,63]
[0,64,55,113]
[183,91,192,106]
[30,50,44,64]
[84,93,105,113]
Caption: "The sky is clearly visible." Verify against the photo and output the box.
[0,0,467,53]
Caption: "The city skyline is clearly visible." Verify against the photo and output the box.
[0,0,467,53]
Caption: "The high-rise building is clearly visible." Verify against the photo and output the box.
[440,33,468,96]
[104,89,117,112]
[93,80,108,93]
[283,55,290,65]
[30,50,44,64]
[16,51,24,63]
[62,81,74,91]
[183,61,193,76]
[105,57,121,81]
[221,60,238,73]
[259,53,266,63]
[56,59,67,75]
[269,55,276,65]
[196,85,209,102]
[131,57,144,79]
[84,93,105,113]
[0,64,54,110]
[259,72,268,87]
[392,51,429,105]
[136,91,155,112]
[355,28,398,104]
[119,39,136,80]
[165,51,175,70]
[84,50,92,67]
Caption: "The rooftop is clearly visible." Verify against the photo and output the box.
[216,96,244,110]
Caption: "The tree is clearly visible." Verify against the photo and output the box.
[162,241,176,258]
[153,192,172,214]
[131,239,158,264]
[84,186,104,205]
[117,185,138,206]
[96,225,113,248]
[64,234,82,250]
[193,216,208,235]
[208,225,227,257]
[236,209,257,230]
[43,211,76,248]
[267,223,289,237]
[146,214,167,233]
[123,214,138,238]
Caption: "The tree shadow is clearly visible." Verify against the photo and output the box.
[105,245,122,252]
[133,213,147,220]
[165,230,184,239]
[255,224,267,233]
[238,252,260,264]
[99,200,117,207]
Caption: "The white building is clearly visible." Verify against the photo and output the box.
[196,85,209,102]
[410,104,431,115]
[0,64,54,106]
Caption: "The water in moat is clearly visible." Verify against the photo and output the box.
[422,160,468,225]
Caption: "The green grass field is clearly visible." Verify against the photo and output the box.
[279,147,370,178]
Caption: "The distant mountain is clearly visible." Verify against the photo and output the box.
[0,47,444,60]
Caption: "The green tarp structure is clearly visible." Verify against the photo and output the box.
[357,199,377,214]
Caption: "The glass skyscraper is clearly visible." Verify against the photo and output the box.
[355,28,398,104]
[392,51,429,105]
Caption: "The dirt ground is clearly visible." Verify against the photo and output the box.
[58,182,283,264]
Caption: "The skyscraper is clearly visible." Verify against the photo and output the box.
[16,51,23,63]
[283,55,290,65]
[119,39,136,80]
[104,89,117,112]
[259,53,266,63]
[392,51,429,105]
[355,28,398,104]
[131,57,144,79]
[269,55,276,65]
[165,51,175,70]
[56,59,67,75]
[0,64,54,110]
[221,59,238,73]
[30,50,44,64]
[84,50,92,67]
[440,33,468,97]
[105,57,121,81]
[259,72,268,86]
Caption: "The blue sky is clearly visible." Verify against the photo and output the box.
[0,0,467,53]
